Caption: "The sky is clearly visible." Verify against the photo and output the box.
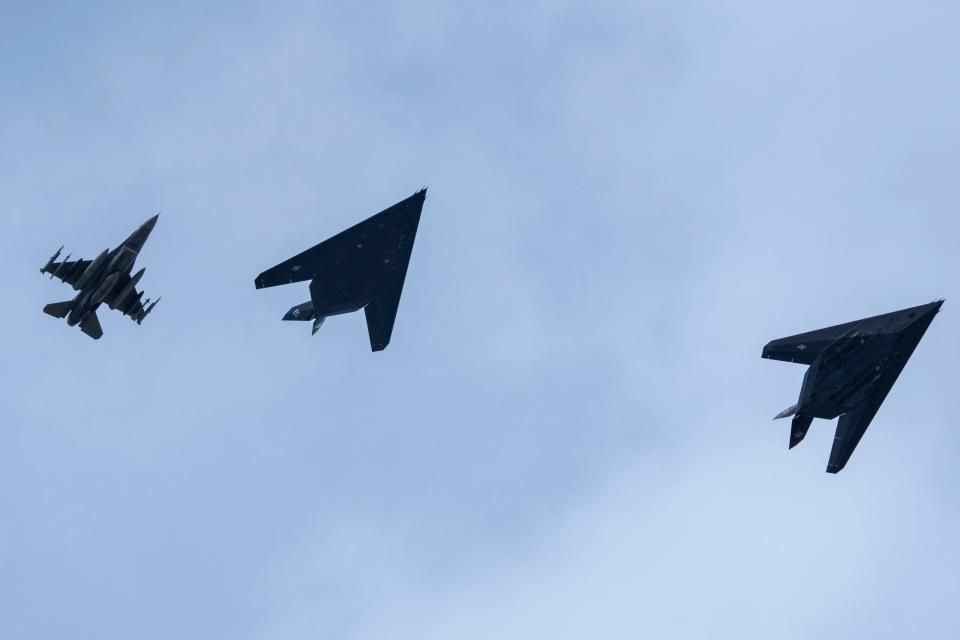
[1,1,959,638]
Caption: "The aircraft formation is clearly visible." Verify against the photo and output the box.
[38,190,942,473]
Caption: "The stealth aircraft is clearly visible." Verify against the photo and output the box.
[762,301,942,473]
[255,190,425,351]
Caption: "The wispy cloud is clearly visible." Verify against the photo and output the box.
[1,1,959,639]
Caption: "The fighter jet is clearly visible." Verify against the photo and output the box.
[39,215,161,339]
[254,190,426,351]
[762,300,942,473]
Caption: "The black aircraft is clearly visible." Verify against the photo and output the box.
[254,190,426,351]
[762,301,942,473]
[39,215,161,339]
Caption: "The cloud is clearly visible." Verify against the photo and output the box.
[2,1,960,639]
[261,442,960,640]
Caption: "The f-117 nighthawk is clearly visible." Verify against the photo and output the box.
[39,215,161,339]
[255,190,425,351]
[762,300,942,473]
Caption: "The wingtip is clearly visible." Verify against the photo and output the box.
[825,459,845,473]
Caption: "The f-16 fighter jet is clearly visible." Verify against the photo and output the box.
[39,215,161,339]
[762,300,942,473]
[254,190,425,351]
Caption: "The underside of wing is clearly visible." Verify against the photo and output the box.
[42,259,92,289]
[826,383,893,473]
[764,302,943,365]
[762,318,864,364]
[254,210,386,290]
[119,292,147,321]
[254,189,426,290]
[364,280,404,352]
[254,238,335,289]
[112,286,156,324]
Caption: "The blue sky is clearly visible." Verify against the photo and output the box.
[2,1,959,638]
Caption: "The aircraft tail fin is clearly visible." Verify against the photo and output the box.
[789,414,813,449]
[283,301,316,322]
[43,300,73,319]
[282,301,325,336]
[80,311,103,340]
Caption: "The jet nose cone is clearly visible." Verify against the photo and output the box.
[123,213,160,252]
[902,299,944,332]
[919,299,944,318]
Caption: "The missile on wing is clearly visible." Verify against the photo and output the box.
[41,246,63,273]
[138,297,160,324]
[51,254,72,279]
